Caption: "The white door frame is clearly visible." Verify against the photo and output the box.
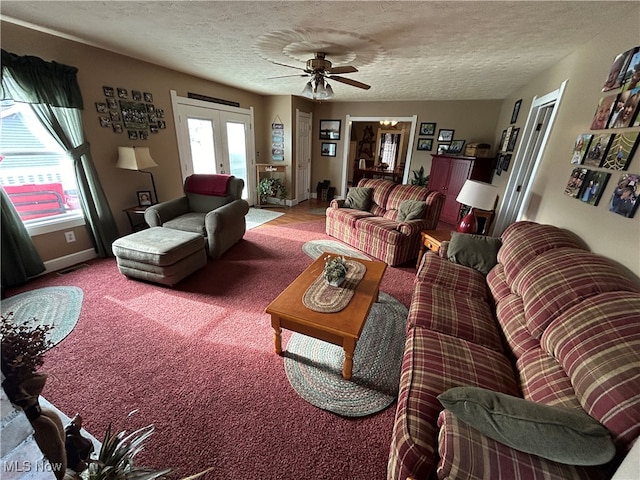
[170,90,256,204]
[493,80,568,235]
[295,109,312,203]
[341,114,418,198]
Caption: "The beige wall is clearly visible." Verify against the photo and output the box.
[310,100,502,198]
[2,21,267,261]
[493,11,639,277]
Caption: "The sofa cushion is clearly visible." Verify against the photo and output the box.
[417,252,489,300]
[447,232,501,275]
[163,212,207,236]
[498,221,586,287]
[495,294,539,359]
[518,249,639,339]
[408,281,503,351]
[542,292,640,449]
[356,216,404,245]
[344,186,373,211]
[486,264,512,303]
[516,348,582,409]
[397,200,426,222]
[437,410,610,480]
[438,387,616,466]
[357,178,397,216]
[388,328,520,480]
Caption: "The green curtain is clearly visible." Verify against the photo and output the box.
[30,104,119,257]
[1,50,119,277]
[1,188,46,288]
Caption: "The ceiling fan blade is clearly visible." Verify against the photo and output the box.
[328,66,358,74]
[267,73,310,79]
[329,75,371,90]
[270,60,306,72]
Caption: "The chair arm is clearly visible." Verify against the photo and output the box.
[204,199,249,234]
[329,199,345,209]
[397,219,429,236]
[144,197,190,226]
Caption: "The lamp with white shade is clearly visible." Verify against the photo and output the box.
[455,179,498,234]
[116,146,159,204]
[301,74,335,100]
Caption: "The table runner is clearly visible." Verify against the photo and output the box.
[302,260,366,313]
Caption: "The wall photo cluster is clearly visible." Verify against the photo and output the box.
[564,45,640,219]
[95,86,166,140]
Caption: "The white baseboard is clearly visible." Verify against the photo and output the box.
[43,248,97,274]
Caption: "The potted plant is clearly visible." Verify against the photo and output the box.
[324,255,349,287]
[411,165,429,187]
[257,177,287,204]
[1,315,67,480]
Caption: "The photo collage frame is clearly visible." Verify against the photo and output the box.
[96,86,166,139]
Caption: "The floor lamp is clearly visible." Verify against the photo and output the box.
[116,146,159,204]
[455,179,498,234]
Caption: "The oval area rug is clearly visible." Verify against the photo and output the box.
[302,239,370,261]
[284,291,407,417]
[1,286,83,347]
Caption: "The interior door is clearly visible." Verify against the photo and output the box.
[171,90,256,204]
[296,110,312,202]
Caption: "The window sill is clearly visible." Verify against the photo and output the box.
[26,213,85,236]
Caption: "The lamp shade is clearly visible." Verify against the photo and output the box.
[301,81,314,99]
[116,146,158,171]
[456,180,497,210]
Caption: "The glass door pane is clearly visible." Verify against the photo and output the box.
[226,121,248,198]
[187,118,216,174]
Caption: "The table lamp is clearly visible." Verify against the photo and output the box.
[455,179,498,234]
[116,146,159,204]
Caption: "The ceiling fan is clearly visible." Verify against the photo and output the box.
[269,52,371,99]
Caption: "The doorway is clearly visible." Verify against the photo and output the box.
[296,109,312,203]
[170,90,256,204]
[341,115,418,196]
[493,81,568,235]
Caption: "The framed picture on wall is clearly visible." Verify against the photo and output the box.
[601,131,639,170]
[417,138,433,151]
[321,142,336,157]
[582,133,613,167]
[510,99,522,124]
[419,122,436,136]
[448,140,466,154]
[609,173,639,218]
[577,170,610,206]
[319,120,341,140]
[437,129,454,142]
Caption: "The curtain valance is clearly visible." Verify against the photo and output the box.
[1,49,83,109]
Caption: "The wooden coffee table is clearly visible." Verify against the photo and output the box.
[265,254,387,380]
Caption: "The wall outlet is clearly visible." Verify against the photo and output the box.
[64,231,76,243]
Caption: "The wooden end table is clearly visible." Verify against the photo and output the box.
[265,254,387,380]
[416,230,453,268]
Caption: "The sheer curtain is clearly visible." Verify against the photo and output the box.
[1,50,119,287]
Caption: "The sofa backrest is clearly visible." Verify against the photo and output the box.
[357,178,431,221]
[184,175,244,213]
[494,221,640,453]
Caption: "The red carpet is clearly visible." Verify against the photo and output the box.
[5,220,417,480]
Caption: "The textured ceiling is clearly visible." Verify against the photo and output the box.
[1,1,635,102]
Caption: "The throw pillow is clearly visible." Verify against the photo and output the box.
[397,200,426,222]
[344,187,373,211]
[447,232,501,275]
[438,387,616,466]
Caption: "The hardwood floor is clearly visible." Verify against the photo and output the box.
[256,199,330,227]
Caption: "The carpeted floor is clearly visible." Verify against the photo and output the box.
[4,220,417,480]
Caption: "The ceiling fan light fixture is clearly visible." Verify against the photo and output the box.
[324,81,335,98]
[301,80,314,98]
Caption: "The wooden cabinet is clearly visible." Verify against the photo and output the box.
[429,154,495,225]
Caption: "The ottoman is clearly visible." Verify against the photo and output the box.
[112,227,207,286]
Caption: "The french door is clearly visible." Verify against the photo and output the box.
[171,91,256,204]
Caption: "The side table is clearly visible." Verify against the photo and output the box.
[123,205,149,231]
[416,230,452,268]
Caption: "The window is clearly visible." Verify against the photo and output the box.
[0,100,83,234]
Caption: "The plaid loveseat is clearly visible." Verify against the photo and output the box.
[325,179,445,266]
[388,221,640,480]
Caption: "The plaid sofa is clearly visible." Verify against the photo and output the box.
[388,221,640,480]
[325,179,445,266]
